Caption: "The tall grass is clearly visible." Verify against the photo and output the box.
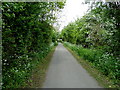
[64,42,119,86]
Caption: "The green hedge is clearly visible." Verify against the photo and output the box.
[2,2,64,88]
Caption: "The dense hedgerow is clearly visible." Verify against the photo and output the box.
[2,2,64,88]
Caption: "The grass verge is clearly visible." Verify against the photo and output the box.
[64,45,118,89]
[22,46,56,88]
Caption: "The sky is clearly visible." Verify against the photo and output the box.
[55,0,89,31]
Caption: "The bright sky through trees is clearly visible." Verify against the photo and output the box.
[56,0,89,31]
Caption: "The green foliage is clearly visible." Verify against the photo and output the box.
[54,41,58,46]
[61,2,120,56]
[64,42,120,87]
[90,2,120,56]
[2,2,64,88]
[61,22,78,44]
[52,30,60,43]
[61,2,120,87]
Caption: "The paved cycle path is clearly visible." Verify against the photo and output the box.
[43,43,102,88]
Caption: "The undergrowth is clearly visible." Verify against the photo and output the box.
[2,43,57,89]
[64,42,119,88]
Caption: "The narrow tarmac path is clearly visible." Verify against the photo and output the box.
[43,43,101,88]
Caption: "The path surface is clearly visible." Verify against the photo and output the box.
[43,43,101,88]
